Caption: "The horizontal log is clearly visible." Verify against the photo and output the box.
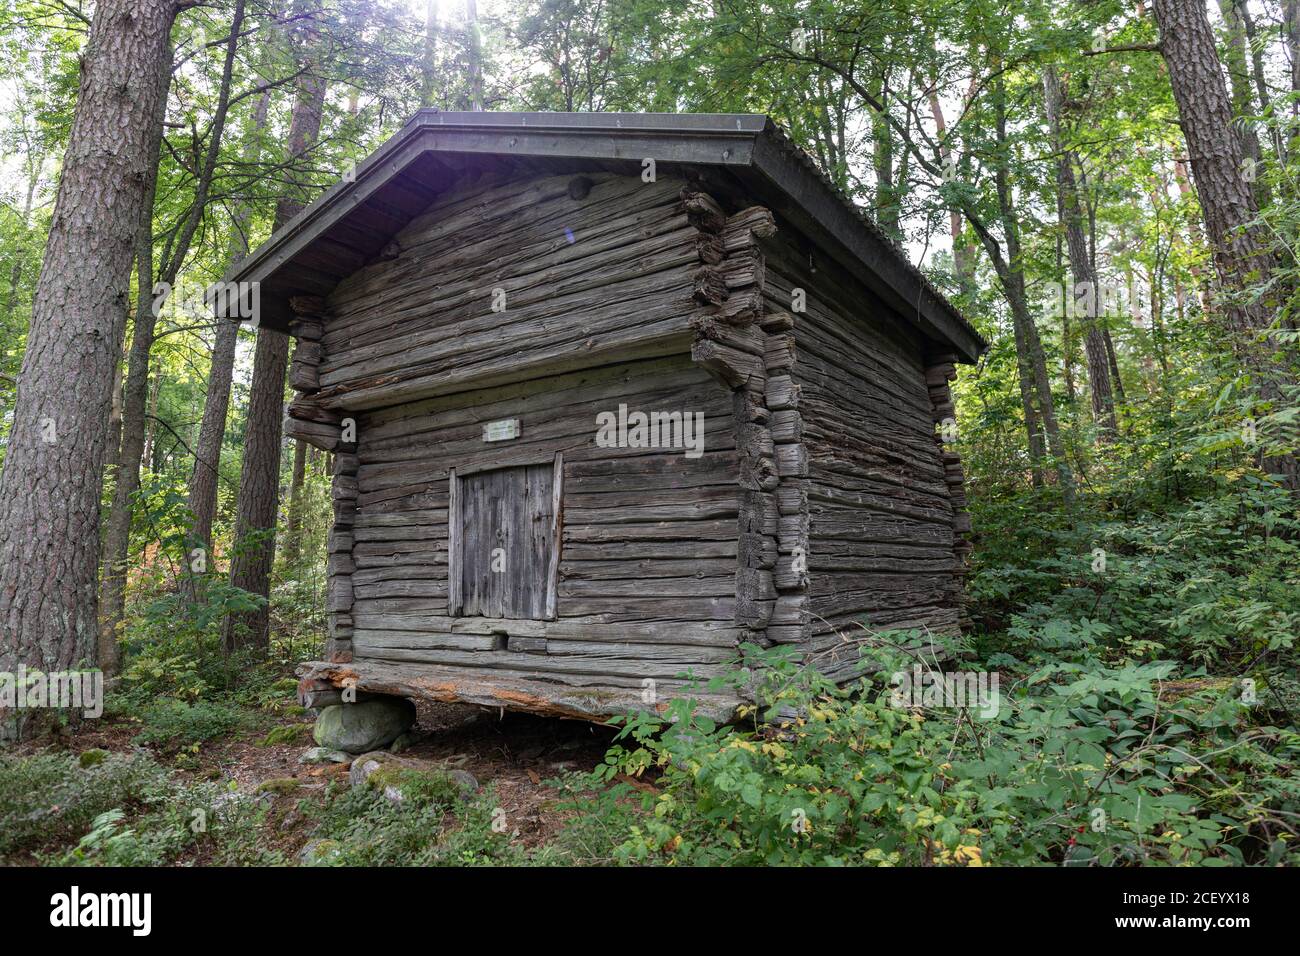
[766,375,800,410]
[289,317,324,341]
[692,339,764,388]
[681,190,727,232]
[296,659,743,722]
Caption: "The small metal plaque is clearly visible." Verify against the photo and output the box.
[482,418,521,442]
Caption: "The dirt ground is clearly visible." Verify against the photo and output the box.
[19,700,619,862]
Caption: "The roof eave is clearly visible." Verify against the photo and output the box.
[226,111,986,362]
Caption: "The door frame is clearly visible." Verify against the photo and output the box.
[447,451,563,620]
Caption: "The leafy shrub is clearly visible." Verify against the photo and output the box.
[0,752,169,859]
[130,697,263,751]
[305,776,525,867]
[55,808,192,867]
[571,645,1299,866]
[971,482,1300,672]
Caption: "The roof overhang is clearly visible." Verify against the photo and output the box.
[225,111,986,362]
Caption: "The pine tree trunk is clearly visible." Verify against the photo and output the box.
[184,97,270,606]
[225,10,326,650]
[99,0,245,662]
[0,0,179,696]
[283,436,308,566]
[420,0,438,108]
[1152,0,1276,335]
[1153,0,1297,490]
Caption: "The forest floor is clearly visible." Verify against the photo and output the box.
[7,699,617,865]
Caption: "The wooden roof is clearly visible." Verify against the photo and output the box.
[224,111,986,362]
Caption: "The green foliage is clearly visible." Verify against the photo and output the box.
[0,752,170,860]
[545,771,647,865]
[304,777,526,867]
[972,483,1300,671]
[128,697,264,751]
[56,807,194,868]
[257,723,312,747]
[568,646,1298,866]
[0,748,294,866]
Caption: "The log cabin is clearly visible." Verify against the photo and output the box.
[221,112,987,723]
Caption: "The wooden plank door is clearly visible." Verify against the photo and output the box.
[451,457,560,620]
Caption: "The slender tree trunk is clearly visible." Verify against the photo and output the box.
[466,0,484,111]
[869,69,900,240]
[1288,0,1300,124]
[0,0,180,703]
[103,327,127,489]
[928,91,972,290]
[184,312,238,571]
[1217,0,1270,208]
[1103,328,1126,406]
[1011,299,1047,488]
[140,368,163,471]
[990,78,1073,498]
[97,222,167,678]
[2,163,41,326]
[1044,66,1117,437]
[283,436,308,565]
[1171,158,1215,316]
[421,0,439,108]
[186,62,271,596]
[225,8,326,651]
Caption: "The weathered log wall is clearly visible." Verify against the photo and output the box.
[340,355,741,690]
[284,160,969,712]
[313,170,710,410]
[758,229,964,681]
[284,167,760,703]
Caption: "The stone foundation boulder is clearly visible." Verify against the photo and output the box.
[348,751,479,803]
[313,696,415,754]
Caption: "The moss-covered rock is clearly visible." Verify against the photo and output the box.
[77,749,109,769]
[255,777,302,795]
[348,751,477,805]
[258,723,312,747]
[313,697,415,754]
[299,746,351,765]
